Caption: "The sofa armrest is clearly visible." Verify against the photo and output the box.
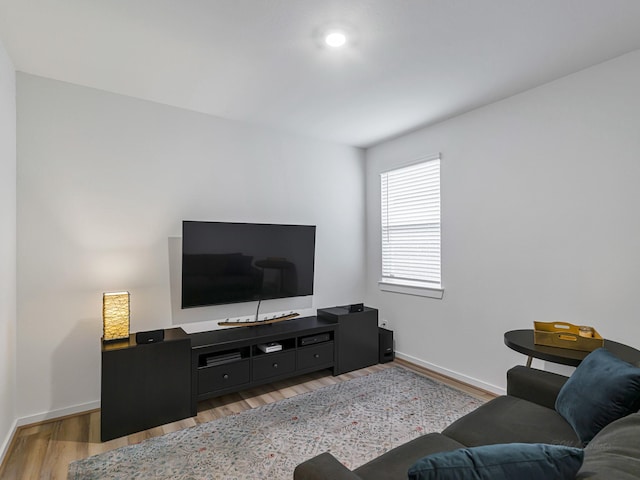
[507,366,569,410]
[293,452,363,480]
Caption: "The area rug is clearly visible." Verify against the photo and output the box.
[68,367,484,479]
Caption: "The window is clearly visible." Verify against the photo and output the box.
[379,154,442,298]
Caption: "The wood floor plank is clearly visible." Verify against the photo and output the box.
[2,424,51,479]
[40,414,89,480]
[0,361,495,479]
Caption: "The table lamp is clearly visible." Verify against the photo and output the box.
[102,291,130,342]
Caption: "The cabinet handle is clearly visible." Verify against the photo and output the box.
[273,363,278,369]
[222,374,229,380]
[314,354,320,359]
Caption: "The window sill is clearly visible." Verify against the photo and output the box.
[378,280,444,299]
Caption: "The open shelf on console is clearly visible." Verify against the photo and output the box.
[297,330,334,348]
[252,337,295,356]
[198,347,250,368]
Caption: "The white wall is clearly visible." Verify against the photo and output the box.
[366,50,640,393]
[0,39,16,460]
[16,74,366,421]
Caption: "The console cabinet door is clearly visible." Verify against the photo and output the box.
[101,333,192,441]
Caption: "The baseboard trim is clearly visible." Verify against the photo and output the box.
[1,400,101,472]
[0,418,18,473]
[6,358,502,424]
[15,400,100,428]
[395,351,506,396]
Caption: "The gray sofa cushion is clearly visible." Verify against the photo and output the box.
[353,433,465,480]
[293,452,362,480]
[443,395,580,447]
[577,413,640,479]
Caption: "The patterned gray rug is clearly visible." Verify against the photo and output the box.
[68,367,483,479]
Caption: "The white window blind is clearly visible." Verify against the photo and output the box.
[381,156,441,288]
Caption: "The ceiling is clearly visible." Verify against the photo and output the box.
[1,1,640,148]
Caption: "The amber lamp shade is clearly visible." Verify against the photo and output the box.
[102,292,130,342]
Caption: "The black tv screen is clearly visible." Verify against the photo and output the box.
[181,221,316,308]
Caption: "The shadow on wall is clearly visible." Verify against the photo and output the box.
[50,317,101,442]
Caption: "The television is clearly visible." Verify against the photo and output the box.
[181,221,316,308]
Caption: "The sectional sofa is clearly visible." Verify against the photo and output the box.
[294,348,640,479]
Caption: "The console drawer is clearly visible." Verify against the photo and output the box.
[252,350,296,381]
[198,359,250,395]
[297,342,334,370]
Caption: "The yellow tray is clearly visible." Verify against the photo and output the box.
[534,321,604,352]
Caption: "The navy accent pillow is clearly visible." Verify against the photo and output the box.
[555,348,640,444]
[407,443,584,480]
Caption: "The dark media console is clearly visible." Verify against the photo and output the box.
[100,309,380,441]
[190,316,339,410]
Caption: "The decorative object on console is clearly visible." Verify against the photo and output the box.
[217,311,299,327]
[102,291,130,342]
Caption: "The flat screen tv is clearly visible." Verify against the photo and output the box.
[181,221,316,308]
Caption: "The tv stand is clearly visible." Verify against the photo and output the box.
[190,316,338,410]
[100,311,380,441]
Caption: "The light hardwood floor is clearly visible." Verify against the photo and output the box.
[0,360,495,479]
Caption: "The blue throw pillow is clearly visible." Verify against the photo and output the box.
[555,348,640,444]
[407,443,584,480]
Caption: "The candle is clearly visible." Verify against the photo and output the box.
[578,326,594,338]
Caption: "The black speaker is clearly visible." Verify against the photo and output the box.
[348,303,364,313]
[135,329,165,344]
[378,327,394,363]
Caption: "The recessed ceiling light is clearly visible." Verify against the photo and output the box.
[325,31,347,48]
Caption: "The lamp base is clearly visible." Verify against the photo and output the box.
[102,336,130,344]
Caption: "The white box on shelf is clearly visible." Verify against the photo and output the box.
[257,342,282,353]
